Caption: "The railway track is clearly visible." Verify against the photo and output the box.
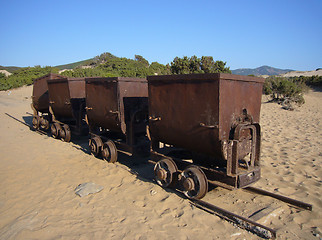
[190,186,312,239]
[6,112,313,239]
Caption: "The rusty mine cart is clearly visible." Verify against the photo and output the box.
[147,73,265,199]
[31,73,65,131]
[85,77,150,163]
[47,77,88,142]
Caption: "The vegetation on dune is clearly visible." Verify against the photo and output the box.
[263,75,322,108]
[289,75,322,87]
[2,51,320,109]
[61,54,171,78]
[0,66,59,90]
[263,76,305,106]
[1,53,233,90]
[54,59,93,71]
[0,65,21,73]
[0,53,233,90]
[170,56,231,74]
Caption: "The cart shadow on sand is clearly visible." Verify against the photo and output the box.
[21,114,170,189]
[22,114,218,197]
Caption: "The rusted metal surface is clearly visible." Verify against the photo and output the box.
[85,77,148,134]
[85,77,149,156]
[154,158,178,188]
[32,73,65,113]
[148,73,265,190]
[47,77,87,138]
[47,77,86,119]
[191,198,277,239]
[245,186,313,211]
[181,165,208,199]
[31,73,66,131]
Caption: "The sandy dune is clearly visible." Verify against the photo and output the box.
[280,69,322,77]
[0,85,321,239]
[0,70,12,77]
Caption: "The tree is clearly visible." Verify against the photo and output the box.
[170,55,231,74]
[135,55,149,67]
[170,56,190,74]
[149,62,171,75]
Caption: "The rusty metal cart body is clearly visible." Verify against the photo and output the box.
[31,73,65,130]
[85,77,149,162]
[47,77,88,142]
[147,73,265,199]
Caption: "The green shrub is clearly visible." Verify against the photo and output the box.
[170,55,231,74]
[264,77,305,106]
[289,75,322,87]
[0,66,59,91]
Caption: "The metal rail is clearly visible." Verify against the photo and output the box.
[244,186,313,211]
[191,198,277,239]
[189,187,313,239]
[9,112,312,238]
[5,113,47,135]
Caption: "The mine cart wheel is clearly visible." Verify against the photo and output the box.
[61,124,71,142]
[32,115,40,130]
[154,158,178,188]
[51,123,62,139]
[89,136,103,157]
[181,165,208,199]
[40,118,50,131]
[102,140,118,163]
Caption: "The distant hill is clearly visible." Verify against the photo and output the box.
[232,65,294,76]
[0,59,94,72]
[54,58,94,70]
[0,66,21,73]
[54,53,120,70]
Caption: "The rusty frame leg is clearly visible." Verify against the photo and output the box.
[226,140,239,176]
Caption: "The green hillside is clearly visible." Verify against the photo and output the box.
[0,66,21,73]
[0,53,231,90]
[54,59,94,70]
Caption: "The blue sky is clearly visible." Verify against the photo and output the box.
[0,0,321,70]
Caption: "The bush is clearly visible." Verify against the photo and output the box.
[0,54,172,90]
[264,77,305,106]
[60,68,117,78]
[170,55,231,74]
[0,66,59,91]
[289,75,322,87]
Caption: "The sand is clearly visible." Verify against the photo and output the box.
[0,85,321,239]
[0,70,12,77]
[279,69,322,77]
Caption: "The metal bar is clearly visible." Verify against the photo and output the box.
[245,186,312,211]
[191,198,277,239]
[231,140,239,175]
[149,116,161,122]
[5,113,47,135]
[199,123,218,129]
[6,113,31,128]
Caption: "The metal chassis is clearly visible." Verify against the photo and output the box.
[89,109,150,156]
